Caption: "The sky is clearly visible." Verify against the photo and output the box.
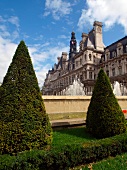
[0,0,127,88]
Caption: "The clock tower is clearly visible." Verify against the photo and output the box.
[69,31,77,59]
[68,32,77,70]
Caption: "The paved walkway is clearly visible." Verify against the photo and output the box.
[50,114,127,128]
[51,118,86,127]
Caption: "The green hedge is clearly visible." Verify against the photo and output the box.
[1,132,127,170]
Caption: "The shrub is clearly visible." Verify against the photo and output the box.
[0,41,52,155]
[86,69,126,138]
[1,132,127,170]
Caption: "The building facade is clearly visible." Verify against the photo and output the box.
[42,21,127,95]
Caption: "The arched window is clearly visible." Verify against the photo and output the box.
[89,54,92,60]
[84,54,87,61]
[118,66,122,75]
[112,68,115,76]
[106,70,109,77]
[89,72,92,79]
[80,58,82,65]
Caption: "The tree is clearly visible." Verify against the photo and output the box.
[0,41,52,154]
[86,69,126,139]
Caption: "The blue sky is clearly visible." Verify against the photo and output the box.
[0,0,127,87]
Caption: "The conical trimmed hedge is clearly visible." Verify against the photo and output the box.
[0,41,52,154]
[86,69,126,139]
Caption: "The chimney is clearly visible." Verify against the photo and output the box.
[57,57,61,63]
[62,52,67,60]
[82,33,88,42]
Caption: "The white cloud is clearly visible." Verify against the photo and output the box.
[34,35,44,41]
[0,15,19,29]
[44,0,72,20]
[28,42,69,86]
[0,25,7,32]
[0,16,20,39]
[8,16,20,28]
[0,25,10,37]
[0,16,6,22]
[0,16,20,83]
[35,64,51,88]
[0,37,17,83]
[78,0,127,34]
[58,35,68,39]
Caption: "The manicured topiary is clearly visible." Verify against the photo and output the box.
[0,41,52,154]
[86,69,126,139]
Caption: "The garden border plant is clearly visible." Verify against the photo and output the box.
[1,131,127,170]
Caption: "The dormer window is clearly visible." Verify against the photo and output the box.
[117,42,123,56]
[119,48,121,55]
[114,51,116,57]
[112,51,116,58]
[105,49,110,61]
[106,53,109,60]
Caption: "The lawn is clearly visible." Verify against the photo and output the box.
[52,127,96,150]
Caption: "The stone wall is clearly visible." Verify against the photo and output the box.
[42,96,127,114]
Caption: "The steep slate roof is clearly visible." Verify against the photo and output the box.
[100,36,127,62]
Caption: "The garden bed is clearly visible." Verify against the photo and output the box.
[1,127,127,170]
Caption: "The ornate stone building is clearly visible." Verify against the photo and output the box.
[42,21,127,95]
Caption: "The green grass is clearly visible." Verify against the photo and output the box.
[52,127,96,150]
[72,153,127,170]
[52,127,127,169]
[48,112,86,120]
